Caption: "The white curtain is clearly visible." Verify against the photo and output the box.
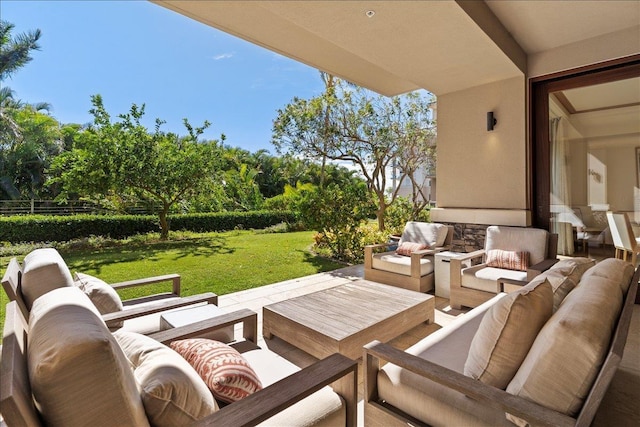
[550,117,574,255]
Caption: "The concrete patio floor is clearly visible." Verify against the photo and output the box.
[217,263,640,427]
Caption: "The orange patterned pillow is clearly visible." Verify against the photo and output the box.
[486,250,530,271]
[170,339,263,403]
[396,241,429,256]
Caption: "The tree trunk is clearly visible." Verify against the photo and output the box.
[159,207,170,240]
[376,191,386,231]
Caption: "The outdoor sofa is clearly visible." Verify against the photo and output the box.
[0,286,357,426]
[364,257,638,426]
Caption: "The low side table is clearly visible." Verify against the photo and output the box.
[434,251,468,298]
[160,304,234,342]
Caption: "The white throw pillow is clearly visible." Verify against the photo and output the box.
[115,331,218,426]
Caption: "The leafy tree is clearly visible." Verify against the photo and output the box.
[50,95,220,239]
[0,21,43,146]
[384,93,436,217]
[273,78,435,231]
[0,20,61,200]
[222,163,263,211]
[0,20,41,80]
[0,104,62,199]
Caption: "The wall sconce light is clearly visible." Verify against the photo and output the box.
[487,111,497,131]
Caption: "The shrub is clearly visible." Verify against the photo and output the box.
[0,211,296,243]
[313,221,386,264]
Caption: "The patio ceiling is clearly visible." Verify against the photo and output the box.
[152,1,639,97]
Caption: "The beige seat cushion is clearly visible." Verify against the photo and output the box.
[21,248,74,310]
[115,332,218,426]
[241,347,346,427]
[464,279,553,389]
[119,296,185,334]
[371,251,434,276]
[28,287,149,427]
[461,265,527,293]
[399,221,449,248]
[506,270,625,417]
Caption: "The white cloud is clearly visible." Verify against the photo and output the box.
[213,53,233,60]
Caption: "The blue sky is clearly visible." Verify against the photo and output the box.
[2,0,325,153]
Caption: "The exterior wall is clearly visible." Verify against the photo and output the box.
[528,27,640,79]
[432,76,528,228]
[433,26,639,245]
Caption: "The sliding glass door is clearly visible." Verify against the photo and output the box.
[531,57,640,255]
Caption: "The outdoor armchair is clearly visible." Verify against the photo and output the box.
[364,222,454,293]
[1,247,218,334]
[449,226,558,309]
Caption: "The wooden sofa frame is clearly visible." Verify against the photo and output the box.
[449,233,558,309]
[0,302,358,427]
[363,266,639,427]
[364,225,454,293]
[1,257,218,330]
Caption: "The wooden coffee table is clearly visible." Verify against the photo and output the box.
[263,280,434,360]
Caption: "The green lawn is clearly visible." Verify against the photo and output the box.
[0,230,344,331]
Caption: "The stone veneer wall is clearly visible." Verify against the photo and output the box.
[443,223,487,252]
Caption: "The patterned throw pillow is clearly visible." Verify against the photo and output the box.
[170,339,263,403]
[486,249,530,271]
[396,241,429,256]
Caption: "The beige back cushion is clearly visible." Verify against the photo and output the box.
[527,271,576,312]
[581,258,635,294]
[548,257,596,283]
[464,279,553,389]
[485,226,548,265]
[506,270,625,417]
[74,272,124,329]
[526,257,596,311]
[114,331,218,425]
[399,222,449,248]
[21,248,74,310]
[28,287,149,427]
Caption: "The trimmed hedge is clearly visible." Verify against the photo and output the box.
[0,211,296,243]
